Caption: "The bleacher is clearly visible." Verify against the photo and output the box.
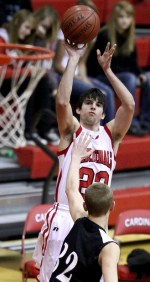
[0,0,150,239]
[30,0,150,26]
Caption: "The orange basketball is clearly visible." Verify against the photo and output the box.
[61,5,100,46]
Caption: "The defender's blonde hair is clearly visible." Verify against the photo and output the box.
[85,183,114,217]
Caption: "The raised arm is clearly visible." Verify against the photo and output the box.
[56,43,87,146]
[66,133,93,221]
[97,43,135,151]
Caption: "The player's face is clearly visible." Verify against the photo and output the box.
[77,98,105,126]
[116,10,132,32]
[18,20,33,40]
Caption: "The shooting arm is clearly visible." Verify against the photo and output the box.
[56,43,87,138]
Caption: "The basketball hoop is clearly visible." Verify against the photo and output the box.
[0,43,55,148]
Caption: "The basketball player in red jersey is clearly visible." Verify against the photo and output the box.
[33,42,135,282]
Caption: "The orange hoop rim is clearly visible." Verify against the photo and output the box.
[0,43,55,65]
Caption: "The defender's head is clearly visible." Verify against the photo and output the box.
[84,183,114,217]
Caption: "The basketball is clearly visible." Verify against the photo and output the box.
[61,5,100,46]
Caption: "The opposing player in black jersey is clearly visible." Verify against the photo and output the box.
[50,133,120,282]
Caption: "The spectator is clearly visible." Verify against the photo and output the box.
[27,5,60,144]
[87,0,150,136]
[32,5,59,49]
[0,9,35,45]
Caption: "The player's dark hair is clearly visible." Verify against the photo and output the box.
[76,88,107,114]
[85,183,113,217]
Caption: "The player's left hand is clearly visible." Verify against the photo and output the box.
[96,42,117,72]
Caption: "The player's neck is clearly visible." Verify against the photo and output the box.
[88,214,108,232]
[80,121,100,132]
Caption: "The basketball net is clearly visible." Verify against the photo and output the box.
[0,43,54,148]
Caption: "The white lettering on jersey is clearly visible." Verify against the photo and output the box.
[53,242,78,282]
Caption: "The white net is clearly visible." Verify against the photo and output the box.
[0,44,54,148]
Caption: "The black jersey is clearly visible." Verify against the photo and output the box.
[50,217,116,282]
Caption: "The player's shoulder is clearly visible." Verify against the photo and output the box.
[100,241,120,263]
[99,241,120,267]
[103,240,120,255]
